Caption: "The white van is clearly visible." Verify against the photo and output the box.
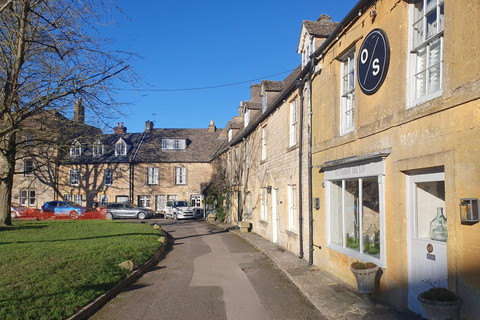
[165,200,196,220]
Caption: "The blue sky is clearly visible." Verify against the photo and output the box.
[101,0,359,133]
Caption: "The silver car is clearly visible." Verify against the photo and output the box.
[105,203,154,220]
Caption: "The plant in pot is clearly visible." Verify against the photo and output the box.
[350,261,379,310]
[417,285,462,320]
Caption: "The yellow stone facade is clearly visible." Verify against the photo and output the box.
[309,0,480,317]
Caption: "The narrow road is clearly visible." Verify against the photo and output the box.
[90,219,325,320]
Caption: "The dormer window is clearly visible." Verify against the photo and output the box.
[162,139,186,150]
[228,129,233,142]
[244,109,250,128]
[70,140,82,158]
[302,37,315,68]
[92,139,104,157]
[115,138,127,156]
[262,94,267,113]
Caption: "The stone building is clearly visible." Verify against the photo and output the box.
[223,0,480,317]
[58,120,225,213]
[304,0,479,318]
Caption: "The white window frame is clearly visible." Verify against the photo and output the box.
[20,189,36,206]
[138,195,151,209]
[104,168,113,186]
[70,140,82,158]
[156,195,166,211]
[116,195,129,203]
[324,158,386,267]
[115,139,127,156]
[244,109,250,128]
[74,194,82,206]
[24,158,34,176]
[261,126,267,161]
[288,185,298,231]
[262,94,267,113]
[175,167,187,185]
[260,188,268,221]
[100,194,109,206]
[147,167,159,185]
[64,194,72,202]
[92,141,104,157]
[407,0,444,107]
[289,99,298,147]
[302,36,315,68]
[162,139,186,150]
[228,129,233,142]
[70,169,79,186]
[340,49,356,135]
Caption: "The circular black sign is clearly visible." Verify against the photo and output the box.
[357,29,390,95]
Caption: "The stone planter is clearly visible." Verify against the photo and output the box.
[350,262,379,310]
[238,221,251,233]
[418,289,462,320]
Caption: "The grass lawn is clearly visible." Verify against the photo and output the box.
[0,220,164,320]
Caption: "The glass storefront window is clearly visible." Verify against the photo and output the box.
[328,176,382,260]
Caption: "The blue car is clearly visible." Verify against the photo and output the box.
[41,201,91,219]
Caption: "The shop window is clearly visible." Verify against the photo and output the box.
[324,155,387,266]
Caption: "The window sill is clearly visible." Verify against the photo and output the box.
[260,159,267,165]
[285,230,298,238]
[407,90,443,110]
[326,243,384,268]
[286,144,299,153]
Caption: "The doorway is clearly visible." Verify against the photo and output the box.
[407,171,447,317]
[272,188,279,243]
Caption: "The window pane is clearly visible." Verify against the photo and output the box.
[362,178,380,258]
[426,0,436,14]
[415,71,426,99]
[426,10,437,40]
[415,47,427,73]
[429,38,441,66]
[438,4,444,31]
[412,20,424,48]
[345,179,360,251]
[330,181,343,245]
[428,65,441,94]
[415,181,445,240]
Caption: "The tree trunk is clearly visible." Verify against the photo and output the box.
[0,132,16,226]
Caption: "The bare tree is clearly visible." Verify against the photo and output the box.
[0,0,136,226]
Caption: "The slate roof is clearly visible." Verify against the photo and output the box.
[135,128,225,163]
[244,101,261,110]
[64,127,226,164]
[302,15,339,38]
[262,80,283,92]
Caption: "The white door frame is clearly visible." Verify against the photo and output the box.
[272,188,279,243]
[406,171,447,316]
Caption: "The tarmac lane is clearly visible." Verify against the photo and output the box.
[89,219,325,320]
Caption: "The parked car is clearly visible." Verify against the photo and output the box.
[105,202,154,220]
[10,203,41,218]
[165,200,196,220]
[41,201,92,219]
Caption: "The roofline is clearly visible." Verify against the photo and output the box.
[219,0,375,154]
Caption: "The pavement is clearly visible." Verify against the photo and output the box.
[209,220,424,320]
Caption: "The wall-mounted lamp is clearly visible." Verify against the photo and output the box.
[460,198,479,224]
[266,186,272,194]
[314,198,320,210]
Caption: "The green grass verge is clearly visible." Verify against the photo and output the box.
[0,220,164,320]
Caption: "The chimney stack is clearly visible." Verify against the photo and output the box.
[114,122,127,134]
[145,120,154,133]
[73,99,85,124]
[208,120,216,133]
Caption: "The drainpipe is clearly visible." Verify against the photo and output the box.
[229,146,233,224]
[296,79,305,260]
[307,58,315,266]
[242,137,247,222]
